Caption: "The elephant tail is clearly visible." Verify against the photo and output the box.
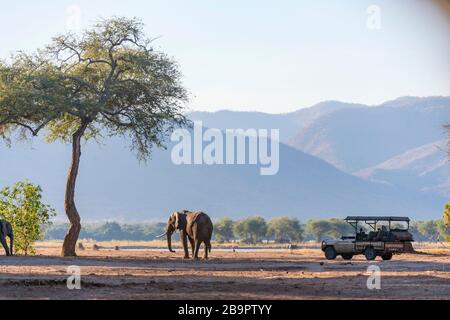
[208,242,212,253]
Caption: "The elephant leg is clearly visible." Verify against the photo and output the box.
[8,235,13,256]
[194,240,201,260]
[203,243,209,259]
[0,235,10,256]
[180,230,190,259]
[188,237,195,258]
[203,240,211,259]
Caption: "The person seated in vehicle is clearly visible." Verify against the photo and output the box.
[357,228,367,241]
[374,228,383,241]
[374,226,388,241]
[380,226,388,241]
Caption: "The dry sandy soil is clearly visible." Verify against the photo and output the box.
[0,242,448,300]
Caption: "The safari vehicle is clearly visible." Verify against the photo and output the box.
[321,216,414,261]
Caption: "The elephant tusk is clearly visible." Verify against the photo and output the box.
[156,232,167,238]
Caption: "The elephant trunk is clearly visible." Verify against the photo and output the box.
[167,231,176,253]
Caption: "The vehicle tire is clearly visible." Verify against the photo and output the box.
[342,254,353,260]
[381,253,393,261]
[364,247,377,261]
[324,246,337,260]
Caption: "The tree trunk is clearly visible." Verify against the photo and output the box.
[61,122,88,257]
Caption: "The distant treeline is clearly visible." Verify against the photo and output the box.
[44,217,449,243]
[45,222,167,242]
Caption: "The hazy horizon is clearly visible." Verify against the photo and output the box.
[188,95,450,115]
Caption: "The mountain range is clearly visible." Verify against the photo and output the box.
[190,96,450,200]
[0,96,448,222]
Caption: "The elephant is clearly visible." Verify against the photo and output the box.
[0,220,13,256]
[160,210,213,259]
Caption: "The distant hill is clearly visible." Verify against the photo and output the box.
[188,110,296,143]
[188,101,365,144]
[191,97,450,200]
[355,140,449,197]
[290,100,366,131]
[288,96,450,172]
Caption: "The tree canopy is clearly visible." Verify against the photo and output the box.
[267,217,304,243]
[1,17,188,155]
[415,220,439,241]
[305,220,332,242]
[214,218,235,243]
[234,216,267,244]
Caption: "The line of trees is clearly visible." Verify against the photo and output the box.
[45,222,166,242]
[216,216,304,244]
[43,215,450,244]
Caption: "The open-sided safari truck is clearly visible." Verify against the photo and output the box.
[321,216,414,261]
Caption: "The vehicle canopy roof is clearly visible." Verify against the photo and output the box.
[344,216,410,223]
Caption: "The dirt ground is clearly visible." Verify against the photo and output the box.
[0,243,448,300]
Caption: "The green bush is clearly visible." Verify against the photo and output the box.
[0,182,55,255]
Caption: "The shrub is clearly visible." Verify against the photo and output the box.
[0,182,55,255]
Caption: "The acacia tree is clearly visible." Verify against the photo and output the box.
[234,216,267,244]
[416,220,439,241]
[0,17,189,256]
[267,217,303,243]
[327,218,354,239]
[214,218,235,243]
[305,219,332,242]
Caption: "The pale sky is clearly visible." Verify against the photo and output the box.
[1,0,449,113]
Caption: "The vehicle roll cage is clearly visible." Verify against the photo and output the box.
[344,216,410,233]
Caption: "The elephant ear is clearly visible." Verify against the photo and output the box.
[190,211,202,224]
[175,211,187,230]
[174,212,179,229]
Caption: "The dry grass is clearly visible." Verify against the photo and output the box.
[412,241,449,249]
[35,240,448,251]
